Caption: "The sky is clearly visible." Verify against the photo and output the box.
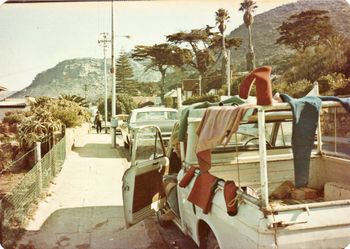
[0,0,308,91]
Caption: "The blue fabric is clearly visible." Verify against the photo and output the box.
[318,96,350,113]
[280,94,322,188]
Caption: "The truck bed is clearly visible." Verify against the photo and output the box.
[207,153,350,205]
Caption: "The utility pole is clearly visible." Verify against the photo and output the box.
[84,83,88,100]
[98,32,111,134]
[111,0,117,147]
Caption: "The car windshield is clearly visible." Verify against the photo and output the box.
[135,111,177,121]
[213,121,293,153]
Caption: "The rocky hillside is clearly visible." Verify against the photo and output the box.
[229,0,350,69]
[12,58,161,101]
[12,0,350,99]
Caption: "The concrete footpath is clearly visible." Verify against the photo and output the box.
[17,132,168,249]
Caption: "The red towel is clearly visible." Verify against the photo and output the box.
[179,166,198,188]
[196,105,250,171]
[239,66,273,106]
[187,172,219,214]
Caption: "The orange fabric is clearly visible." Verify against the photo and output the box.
[195,105,250,171]
[224,181,238,216]
[187,172,219,214]
[179,166,198,188]
[239,66,273,106]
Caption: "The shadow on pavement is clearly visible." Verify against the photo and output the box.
[73,143,124,159]
[18,206,167,249]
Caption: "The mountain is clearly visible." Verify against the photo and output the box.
[0,90,16,101]
[12,0,350,99]
[228,0,350,69]
[12,58,161,101]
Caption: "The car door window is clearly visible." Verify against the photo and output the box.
[134,126,165,164]
[275,122,292,147]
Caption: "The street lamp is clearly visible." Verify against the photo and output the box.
[110,0,133,147]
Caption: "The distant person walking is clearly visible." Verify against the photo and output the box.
[94,111,102,133]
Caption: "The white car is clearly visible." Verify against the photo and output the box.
[120,106,178,149]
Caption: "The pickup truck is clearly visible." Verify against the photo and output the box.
[122,99,350,249]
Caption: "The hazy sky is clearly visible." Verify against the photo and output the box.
[0,0,304,91]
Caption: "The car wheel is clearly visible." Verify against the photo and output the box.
[200,230,220,249]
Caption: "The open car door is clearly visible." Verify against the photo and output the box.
[122,125,168,228]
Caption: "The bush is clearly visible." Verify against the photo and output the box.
[182,95,220,105]
[33,97,90,128]
[138,101,154,108]
[16,97,90,151]
[274,79,313,98]
[0,97,91,172]
[3,111,24,125]
[164,97,174,108]
[117,94,137,114]
[318,73,349,96]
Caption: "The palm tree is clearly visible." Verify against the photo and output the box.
[59,94,89,108]
[215,8,231,95]
[239,0,258,71]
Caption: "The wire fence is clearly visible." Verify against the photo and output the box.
[0,135,66,247]
[1,135,57,175]
[0,148,36,175]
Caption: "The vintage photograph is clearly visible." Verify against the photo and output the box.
[0,0,350,248]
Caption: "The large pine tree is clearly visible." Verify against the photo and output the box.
[115,51,137,95]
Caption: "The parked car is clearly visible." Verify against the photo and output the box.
[115,114,129,134]
[120,106,178,149]
[122,100,350,249]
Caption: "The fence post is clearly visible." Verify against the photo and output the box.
[62,125,66,159]
[49,132,56,177]
[35,142,43,197]
[0,200,3,245]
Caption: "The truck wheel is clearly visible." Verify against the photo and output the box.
[156,209,166,227]
[200,230,220,249]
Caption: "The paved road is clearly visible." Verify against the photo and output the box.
[16,132,197,249]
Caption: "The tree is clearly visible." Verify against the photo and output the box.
[167,27,215,89]
[239,0,258,71]
[278,35,348,83]
[115,51,137,95]
[167,26,241,93]
[59,94,89,108]
[135,82,160,96]
[215,8,231,95]
[98,94,136,118]
[131,43,192,103]
[276,10,335,52]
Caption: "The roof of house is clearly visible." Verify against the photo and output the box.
[164,89,177,98]
[0,86,8,92]
[0,98,27,108]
